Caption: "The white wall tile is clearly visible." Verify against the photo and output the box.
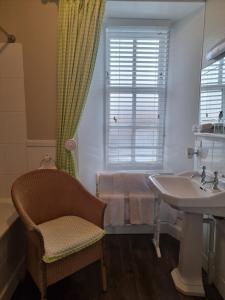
[27,143,56,171]
[0,174,20,197]
[0,144,27,174]
[0,112,26,143]
[212,141,225,174]
[196,137,225,176]
[199,139,214,172]
[0,78,25,112]
[0,43,27,198]
[0,44,24,78]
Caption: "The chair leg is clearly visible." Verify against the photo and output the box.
[101,259,107,292]
[40,288,47,300]
[40,263,47,300]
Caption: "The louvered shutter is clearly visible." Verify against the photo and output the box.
[200,58,225,124]
[105,27,169,169]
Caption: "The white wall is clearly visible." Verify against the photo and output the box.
[164,8,205,174]
[78,4,205,194]
[78,35,105,193]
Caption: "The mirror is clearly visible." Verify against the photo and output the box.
[200,57,225,131]
[199,0,225,133]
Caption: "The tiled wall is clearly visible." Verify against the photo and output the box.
[0,43,27,196]
[26,140,56,171]
[195,136,225,176]
[195,134,225,299]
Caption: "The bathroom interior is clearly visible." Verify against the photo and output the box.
[1,0,225,299]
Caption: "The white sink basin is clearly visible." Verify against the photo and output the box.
[149,173,225,297]
[150,175,225,217]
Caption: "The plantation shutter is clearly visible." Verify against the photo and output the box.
[200,58,225,124]
[105,27,169,169]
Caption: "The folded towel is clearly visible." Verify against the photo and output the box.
[100,193,125,227]
[129,193,154,225]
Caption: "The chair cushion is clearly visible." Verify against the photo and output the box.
[37,216,105,263]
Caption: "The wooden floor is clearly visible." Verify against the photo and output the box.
[12,234,223,300]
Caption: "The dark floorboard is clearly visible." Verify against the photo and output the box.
[12,234,223,300]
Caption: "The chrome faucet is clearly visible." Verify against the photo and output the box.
[202,171,219,190]
[201,166,206,183]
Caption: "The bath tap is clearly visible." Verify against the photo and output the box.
[191,166,206,182]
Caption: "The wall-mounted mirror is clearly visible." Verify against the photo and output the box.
[200,57,225,130]
[200,0,225,133]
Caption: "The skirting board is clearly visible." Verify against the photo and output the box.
[0,257,25,300]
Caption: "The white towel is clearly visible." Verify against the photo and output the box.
[129,193,154,225]
[100,193,125,227]
[98,173,155,227]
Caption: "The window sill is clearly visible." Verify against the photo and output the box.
[194,132,225,139]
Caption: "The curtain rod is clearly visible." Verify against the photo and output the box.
[0,25,16,43]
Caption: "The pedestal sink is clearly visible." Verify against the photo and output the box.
[149,174,225,297]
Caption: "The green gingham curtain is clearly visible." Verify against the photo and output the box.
[56,0,105,176]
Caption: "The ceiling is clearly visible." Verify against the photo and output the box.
[105,1,205,22]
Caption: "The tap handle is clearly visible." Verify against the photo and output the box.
[201,166,206,175]
[213,171,219,190]
[201,166,206,183]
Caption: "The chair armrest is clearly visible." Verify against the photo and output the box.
[70,183,106,228]
[79,193,106,228]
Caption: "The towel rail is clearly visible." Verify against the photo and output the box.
[0,25,16,43]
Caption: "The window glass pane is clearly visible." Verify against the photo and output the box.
[136,94,159,126]
[108,128,132,147]
[135,149,158,162]
[135,129,161,148]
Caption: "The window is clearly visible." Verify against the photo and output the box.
[105,26,169,169]
[200,58,225,124]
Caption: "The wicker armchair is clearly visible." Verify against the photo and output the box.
[11,169,107,300]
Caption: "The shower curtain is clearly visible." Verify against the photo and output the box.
[56,0,105,176]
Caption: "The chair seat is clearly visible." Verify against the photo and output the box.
[38,216,105,263]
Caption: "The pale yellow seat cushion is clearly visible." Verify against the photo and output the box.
[37,216,105,264]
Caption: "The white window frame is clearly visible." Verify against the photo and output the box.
[104,24,169,170]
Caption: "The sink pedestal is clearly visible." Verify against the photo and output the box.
[171,212,205,297]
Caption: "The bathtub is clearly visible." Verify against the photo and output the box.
[0,198,25,300]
